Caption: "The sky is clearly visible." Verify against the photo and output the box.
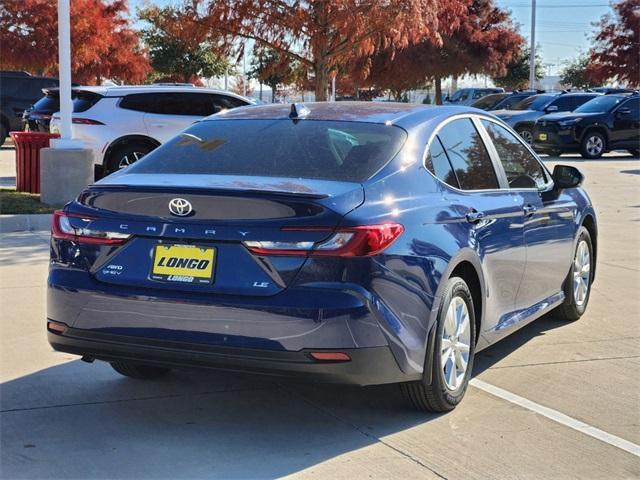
[129,0,614,76]
[496,0,612,75]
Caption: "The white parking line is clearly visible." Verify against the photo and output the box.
[470,378,640,458]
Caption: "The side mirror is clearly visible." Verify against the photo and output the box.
[616,107,631,117]
[546,105,559,112]
[552,165,584,189]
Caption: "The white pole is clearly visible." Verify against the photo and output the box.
[57,0,72,142]
[529,0,537,90]
[331,76,336,102]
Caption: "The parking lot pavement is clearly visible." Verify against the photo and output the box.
[1,155,639,479]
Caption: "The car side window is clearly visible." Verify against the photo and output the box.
[425,136,460,188]
[620,98,640,118]
[120,94,159,113]
[155,93,215,116]
[213,94,248,110]
[481,120,548,189]
[436,118,499,190]
[550,96,572,111]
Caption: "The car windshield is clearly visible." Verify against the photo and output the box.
[472,94,506,109]
[449,90,470,102]
[574,95,627,113]
[126,119,407,182]
[512,94,556,111]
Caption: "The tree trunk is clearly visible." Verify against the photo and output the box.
[435,77,443,105]
[314,60,328,101]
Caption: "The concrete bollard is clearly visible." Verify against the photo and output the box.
[39,148,93,206]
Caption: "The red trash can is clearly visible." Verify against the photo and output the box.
[9,131,60,194]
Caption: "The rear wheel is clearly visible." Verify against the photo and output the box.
[105,142,154,175]
[401,277,476,412]
[581,132,606,159]
[554,227,593,321]
[110,360,171,380]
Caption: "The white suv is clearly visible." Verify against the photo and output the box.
[50,85,252,176]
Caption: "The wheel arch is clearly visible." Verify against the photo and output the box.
[580,125,609,146]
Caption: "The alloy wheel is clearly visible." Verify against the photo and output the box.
[441,296,471,390]
[519,130,533,145]
[585,136,604,157]
[573,240,591,306]
[118,151,145,169]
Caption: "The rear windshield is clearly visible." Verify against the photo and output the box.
[126,119,407,182]
[31,94,60,111]
[72,91,102,112]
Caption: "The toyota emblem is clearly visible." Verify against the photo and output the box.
[168,198,193,217]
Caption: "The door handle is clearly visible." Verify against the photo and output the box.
[523,204,537,216]
[466,210,486,223]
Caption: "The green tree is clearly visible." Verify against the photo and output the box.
[138,5,230,83]
[560,54,598,89]
[249,47,298,102]
[492,46,543,90]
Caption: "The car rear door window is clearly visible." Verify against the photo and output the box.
[155,93,217,116]
[425,136,459,188]
[436,118,499,190]
[120,93,160,113]
[481,120,547,189]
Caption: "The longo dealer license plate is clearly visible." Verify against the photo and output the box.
[151,244,215,284]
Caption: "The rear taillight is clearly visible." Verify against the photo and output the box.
[244,223,404,257]
[72,118,104,125]
[52,210,129,245]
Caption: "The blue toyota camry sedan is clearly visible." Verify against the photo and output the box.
[47,102,597,411]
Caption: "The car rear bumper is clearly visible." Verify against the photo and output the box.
[47,325,417,385]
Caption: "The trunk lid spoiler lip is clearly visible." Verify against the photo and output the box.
[95,173,364,199]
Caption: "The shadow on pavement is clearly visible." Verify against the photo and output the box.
[0,358,437,479]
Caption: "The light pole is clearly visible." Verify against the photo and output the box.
[51,0,81,149]
[529,0,537,90]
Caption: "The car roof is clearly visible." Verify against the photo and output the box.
[209,101,483,128]
[70,85,249,100]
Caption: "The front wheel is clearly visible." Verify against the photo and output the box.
[401,277,476,412]
[517,127,533,145]
[581,132,606,159]
[554,227,594,321]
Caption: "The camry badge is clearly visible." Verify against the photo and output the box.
[168,198,193,217]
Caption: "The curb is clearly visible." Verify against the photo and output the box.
[0,214,51,233]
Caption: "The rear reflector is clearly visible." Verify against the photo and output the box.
[47,321,68,334]
[309,352,351,362]
[244,223,404,257]
[72,118,105,125]
[52,210,130,245]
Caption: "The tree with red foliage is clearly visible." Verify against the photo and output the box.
[359,0,523,103]
[587,0,640,87]
[0,0,151,85]
[183,0,462,101]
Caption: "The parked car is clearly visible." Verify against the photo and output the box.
[494,92,601,144]
[49,85,253,176]
[533,92,640,158]
[22,88,66,132]
[590,87,635,95]
[47,102,597,412]
[444,87,504,106]
[470,90,543,111]
[0,71,59,145]
[469,93,508,110]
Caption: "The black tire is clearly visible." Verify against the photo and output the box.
[401,277,476,412]
[547,149,562,158]
[105,142,154,175]
[110,360,171,380]
[0,123,7,147]
[580,131,606,159]
[517,127,533,145]
[553,227,594,321]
